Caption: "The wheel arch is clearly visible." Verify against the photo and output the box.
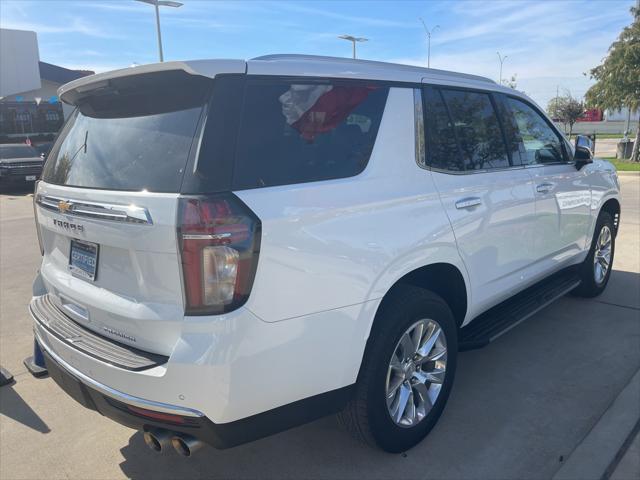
[354,262,467,383]
[368,262,468,341]
[600,198,621,236]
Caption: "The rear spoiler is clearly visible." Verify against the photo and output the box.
[58,59,246,106]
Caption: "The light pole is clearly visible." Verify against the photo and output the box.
[338,35,368,59]
[419,18,439,68]
[497,51,508,85]
[135,0,183,62]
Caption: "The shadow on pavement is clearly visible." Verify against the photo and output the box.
[0,381,50,434]
[118,419,382,480]
[0,184,35,196]
[115,272,640,479]
[596,269,640,310]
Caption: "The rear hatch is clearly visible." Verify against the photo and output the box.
[35,67,229,356]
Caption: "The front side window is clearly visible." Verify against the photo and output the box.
[507,98,565,165]
[231,80,389,189]
[440,89,510,171]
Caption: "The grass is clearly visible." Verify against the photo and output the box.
[601,157,640,171]
[567,133,632,140]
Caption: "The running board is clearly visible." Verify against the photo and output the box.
[459,270,581,351]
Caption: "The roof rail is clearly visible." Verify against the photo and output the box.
[251,54,495,84]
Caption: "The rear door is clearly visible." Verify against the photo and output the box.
[35,70,213,355]
[505,97,591,272]
[423,86,537,315]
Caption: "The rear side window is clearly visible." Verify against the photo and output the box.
[42,71,211,192]
[231,80,389,190]
[424,88,463,171]
[440,89,510,171]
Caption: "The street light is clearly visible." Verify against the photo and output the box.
[497,51,508,85]
[419,18,440,68]
[135,0,183,62]
[338,35,368,59]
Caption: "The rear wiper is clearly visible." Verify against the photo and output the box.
[66,131,89,165]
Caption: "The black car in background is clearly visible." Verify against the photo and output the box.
[0,144,45,190]
[34,142,54,159]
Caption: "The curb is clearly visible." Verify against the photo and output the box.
[617,171,640,176]
[552,368,640,480]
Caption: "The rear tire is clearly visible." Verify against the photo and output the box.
[573,211,615,298]
[338,286,458,453]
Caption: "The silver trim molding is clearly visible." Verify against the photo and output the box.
[36,194,153,225]
[413,88,426,168]
[33,326,203,418]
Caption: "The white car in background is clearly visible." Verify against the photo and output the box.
[29,55,620,456]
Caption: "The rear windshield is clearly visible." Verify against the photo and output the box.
[0,145,39,159]
[42,71,210,192]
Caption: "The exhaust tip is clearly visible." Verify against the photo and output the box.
[143,431,162,452]
[171,435,203,457]
[143,428,171,453]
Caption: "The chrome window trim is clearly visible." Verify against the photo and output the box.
[413,88,426,168]
[36,194,153,225]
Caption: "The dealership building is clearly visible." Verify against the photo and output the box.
[0,28,93,142]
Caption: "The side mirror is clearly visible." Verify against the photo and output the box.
[574,135,593,168]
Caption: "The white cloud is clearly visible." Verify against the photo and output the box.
[269,2,419,28]
[0,17,119,39]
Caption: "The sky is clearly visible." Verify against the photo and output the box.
[0,0,636,109]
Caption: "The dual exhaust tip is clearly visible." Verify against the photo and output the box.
[143,428,203,457]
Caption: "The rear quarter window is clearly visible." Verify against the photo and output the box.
[231,80,389,190]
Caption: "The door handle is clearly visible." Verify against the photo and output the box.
[536,183,554,194]
[455,197,482,210]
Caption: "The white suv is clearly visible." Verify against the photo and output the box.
[30,55,620,456]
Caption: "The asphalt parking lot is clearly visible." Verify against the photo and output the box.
[1,176,639,480]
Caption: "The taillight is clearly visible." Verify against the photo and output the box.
[178,194,261,315]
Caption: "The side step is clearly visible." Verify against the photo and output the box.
[459,269,581,351]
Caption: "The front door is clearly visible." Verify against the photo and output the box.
[505,97,591,274]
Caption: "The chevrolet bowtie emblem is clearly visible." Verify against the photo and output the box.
[58,200,73,213]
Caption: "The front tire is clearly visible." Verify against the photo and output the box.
[338,286,458,453]
[574,211,615,297]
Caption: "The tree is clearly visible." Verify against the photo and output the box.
[547,93,585,137]
[503,74,527,95]
[504,74,518,90]
[585,6,640,161]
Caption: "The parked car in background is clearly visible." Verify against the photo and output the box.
[34,142,55,159]
[577,108,604,122]
[29,56,620,456]
[0,144,45,189]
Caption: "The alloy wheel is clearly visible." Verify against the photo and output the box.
[385,319,447,428]
[593,225,612,285]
